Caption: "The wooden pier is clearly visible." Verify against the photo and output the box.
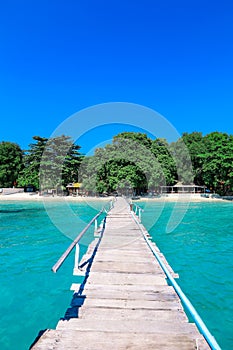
[31,197,210,349]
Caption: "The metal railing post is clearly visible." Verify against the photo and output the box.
[139,208,142,222]
[73,244,85,276]
[94,218,98,232]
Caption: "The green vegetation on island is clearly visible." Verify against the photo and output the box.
[0,131,232,196]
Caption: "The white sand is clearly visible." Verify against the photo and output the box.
[0,192,225,202]
[0,192,113,202]
[136,193,224,202]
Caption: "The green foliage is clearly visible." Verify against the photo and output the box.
[199,132,233,195]
[151,138,177,185]
[16,136,45,188]
[0,142,23,187]
[2,130,232,196]
[17,136,47,188]
[79,134,166,195]
[113,132,152,149]
[80,130,233,196]
[169,138,194,185]
[40,135,83,190]
[181,132,204,184]
[18,135,83,190]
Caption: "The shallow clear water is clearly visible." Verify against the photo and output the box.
[140,201,233,350]
[0,200,106,350]
[0,200,232,349]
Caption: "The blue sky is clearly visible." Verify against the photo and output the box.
[0,0,233,154]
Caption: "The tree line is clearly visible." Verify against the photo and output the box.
[0,135,82,193]
[0,131,232,195]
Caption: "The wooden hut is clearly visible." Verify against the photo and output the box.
[160,182,205,194]
[66,182,82,196]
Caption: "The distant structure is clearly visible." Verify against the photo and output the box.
[66,182,82,196]
[160,182,205,194]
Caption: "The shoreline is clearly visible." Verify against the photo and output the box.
[134,194,226,203]
[0,192,230,203]
[0,192,113,202]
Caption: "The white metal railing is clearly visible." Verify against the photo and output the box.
[52,200,113,273]
[130,202,144,222]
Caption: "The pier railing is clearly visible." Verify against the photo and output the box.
[130,203,221,350]
[130,202,144,221]
[52,200,113,274]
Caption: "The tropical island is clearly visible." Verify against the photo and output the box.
[0,131,232,198]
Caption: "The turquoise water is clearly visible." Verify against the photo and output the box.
[140,201,233,350]
[0,200,232,349]
[0,200,106,350]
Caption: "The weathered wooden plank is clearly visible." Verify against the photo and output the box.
[78,307,188,321]
[90,260,163,273]
[86,271,167,285]
[56,318,201,335]
[78,284,180,301]
[31,329,208,350]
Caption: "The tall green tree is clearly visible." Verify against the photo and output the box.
[151,138,177,186]
[80,133,165,195]
[40,135,83,190]
[17,136,48,189]
[169,137,194,184]
[79,156,99,195]
[113,132,152,150]
[18,135,83,190]
[0,141,23,187]
[199,132,233,195]
[181,132,204,185]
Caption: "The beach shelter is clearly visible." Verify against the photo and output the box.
[66,182,82,195]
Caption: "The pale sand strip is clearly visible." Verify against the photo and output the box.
[0,192,227,202]
[136,194,225,203]
[0,192,112,202]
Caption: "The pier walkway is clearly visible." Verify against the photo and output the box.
[31,197,210,349]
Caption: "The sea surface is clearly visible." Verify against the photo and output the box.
[140,200,233,350]
[0,200,232,349]
[0,199,106,350]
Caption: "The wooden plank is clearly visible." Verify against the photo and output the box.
[31,329,208,350]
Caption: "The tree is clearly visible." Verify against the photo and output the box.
[181,132,204,185]
[80,133,165,195]
[169,137,194,184]
[96,159,148,195]
[17,136,48,189]
[199,132,233,195]
[151,138,177,186]
[18,135,83,191]
[40,135,83,191]
[113,132,152,150]
[79,156,99,195]
[0,141,23,187]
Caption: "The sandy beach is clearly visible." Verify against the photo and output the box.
[0,191,227,202]
[135,193,225,202]
[0,192,114,202]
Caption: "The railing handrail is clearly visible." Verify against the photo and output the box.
[51,202,111,273]
[131,209,221,350]
[131,202,144,211]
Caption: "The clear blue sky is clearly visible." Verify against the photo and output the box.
[0,0,233,153]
